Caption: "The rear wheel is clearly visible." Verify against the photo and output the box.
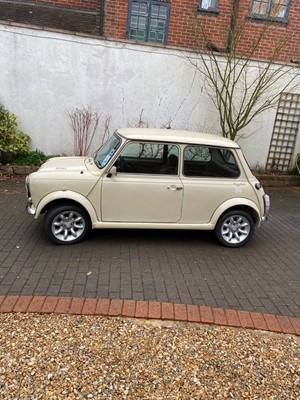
[215,210,254,248]
[45,205,91,245]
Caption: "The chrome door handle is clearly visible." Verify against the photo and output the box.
[167,185,183,191]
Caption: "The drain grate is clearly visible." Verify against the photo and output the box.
[266,92,300,172]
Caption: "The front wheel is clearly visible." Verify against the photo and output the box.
[45,205,91,245]
[215,210,254,248]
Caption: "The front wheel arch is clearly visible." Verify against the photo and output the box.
[34,191,98,224]
[42,199,89,216]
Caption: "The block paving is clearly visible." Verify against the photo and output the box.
[0,178,299,335]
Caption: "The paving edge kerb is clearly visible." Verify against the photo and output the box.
[0,295,299,336]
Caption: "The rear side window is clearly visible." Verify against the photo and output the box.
[184,145,239,178]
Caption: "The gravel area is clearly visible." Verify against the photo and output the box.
[0,314,299,399]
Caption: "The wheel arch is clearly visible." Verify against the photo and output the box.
[211,199,260,227]
[35,192,98,225]
[219,205,258,224]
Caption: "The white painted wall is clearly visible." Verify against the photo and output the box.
[0,23,299,168]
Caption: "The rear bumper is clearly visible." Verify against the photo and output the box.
[25,175,36,215]
[262,193,270,221]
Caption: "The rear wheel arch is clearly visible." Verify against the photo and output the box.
[211,199,260,228]
[219,205,258,225]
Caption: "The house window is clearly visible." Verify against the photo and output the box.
[127,1,170,45]
[249,0,291,22]
[198,0,219,12]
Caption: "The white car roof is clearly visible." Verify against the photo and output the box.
[116,128,240,148]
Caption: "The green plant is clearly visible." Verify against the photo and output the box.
[0,105,30,164]
[12,149,50,166]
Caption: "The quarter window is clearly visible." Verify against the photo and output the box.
[116,142,179,175]
[198,0,219,12]
[249,0,290,21]
[127,0,170,45]
[183,146,239,178]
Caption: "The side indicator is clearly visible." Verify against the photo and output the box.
[255,182,262,190]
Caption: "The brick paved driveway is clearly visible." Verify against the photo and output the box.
[0,178,299,318]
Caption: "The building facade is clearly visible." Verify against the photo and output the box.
[1,0,299,63]
[0,0,300,170]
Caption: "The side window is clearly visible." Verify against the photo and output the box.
[127,0,170,45]
[184,146,239,178]
[220,149,236,165]
[116,142,179,174]
[184,146,211,162]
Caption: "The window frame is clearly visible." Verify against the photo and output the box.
[116,141,180,175]
[248,0,291,23]
[126,0,170,45]
[198,0,219,13]
[94,133,122,169]
[183,145,240,179]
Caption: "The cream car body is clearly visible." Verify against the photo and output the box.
[26,128,270,247]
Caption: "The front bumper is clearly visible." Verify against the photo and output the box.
[26,198,36,215]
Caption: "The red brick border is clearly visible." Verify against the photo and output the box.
[0,295,299,336]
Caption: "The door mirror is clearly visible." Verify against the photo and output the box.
[106,166,117,178]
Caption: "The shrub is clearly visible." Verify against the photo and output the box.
[12,150,50,166]
[0,105,30,164]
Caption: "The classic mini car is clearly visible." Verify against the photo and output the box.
[26,128,270,247]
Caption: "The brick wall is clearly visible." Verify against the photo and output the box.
[105,0,128,39]
[104,0,300,63]
[1,0,299,63]
[18,0,98,12]
[233,0,300,62]
[0,0,100,34]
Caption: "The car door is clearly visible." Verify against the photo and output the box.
[101,142,183,223]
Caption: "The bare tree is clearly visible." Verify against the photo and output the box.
[67,107,100,156]
[187,6,300,141]
[101,115,112,147]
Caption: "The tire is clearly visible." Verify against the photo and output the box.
[215,210,254,248]
[44,205,91,245]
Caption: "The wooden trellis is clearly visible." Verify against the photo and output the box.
[266,92,300,172]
